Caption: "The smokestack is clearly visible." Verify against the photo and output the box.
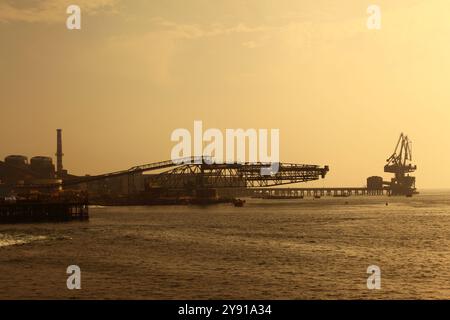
[56,129,64,178]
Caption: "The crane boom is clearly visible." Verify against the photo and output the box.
[384,133,417,195]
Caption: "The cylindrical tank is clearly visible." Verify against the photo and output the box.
[5,155,28,167]
[367,176,383,190]
[30,156,55,178]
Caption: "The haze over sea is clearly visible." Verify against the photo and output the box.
[1,190,449,299]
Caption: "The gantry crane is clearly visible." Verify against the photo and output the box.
[384,133,417,196]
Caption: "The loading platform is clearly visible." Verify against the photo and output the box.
[249,187,388,198]
[0,194,89,224]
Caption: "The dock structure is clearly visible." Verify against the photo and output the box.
[249,187,388,198]
[0,196,89,224]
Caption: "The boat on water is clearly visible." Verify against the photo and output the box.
[233,199,246,207]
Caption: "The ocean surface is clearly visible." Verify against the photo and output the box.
[1,191,449,299]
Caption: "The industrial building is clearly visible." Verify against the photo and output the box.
[0,129,416,202]
[0,154,59,191]
[0,129,145,198]
[0,130,66,188]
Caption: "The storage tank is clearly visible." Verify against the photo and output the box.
[367,176,383,190]
[5,155,28,167]
[30,156,55,179]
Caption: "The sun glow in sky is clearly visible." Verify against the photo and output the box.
[1,0,449,188]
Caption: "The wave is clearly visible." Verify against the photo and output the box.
[0,234,48,248]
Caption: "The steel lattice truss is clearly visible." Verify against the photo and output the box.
[149,162,329,188]
[17,157,328,190]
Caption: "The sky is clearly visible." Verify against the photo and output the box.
[0,0,449,188]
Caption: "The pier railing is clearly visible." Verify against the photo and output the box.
[250,187,388,198]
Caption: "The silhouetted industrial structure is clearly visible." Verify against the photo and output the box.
[0,130,417,207]
[251,133,418,198]
[56,129,64,179]
[25,157,329,200]
[383,133,417,196]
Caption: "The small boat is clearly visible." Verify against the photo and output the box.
[233,199,246,207]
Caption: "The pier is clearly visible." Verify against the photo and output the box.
[249,187,388,198]
[0,195,89,224]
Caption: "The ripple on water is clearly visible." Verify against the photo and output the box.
[0,233,48,248]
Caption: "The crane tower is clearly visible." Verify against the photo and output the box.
[384,133,417,196]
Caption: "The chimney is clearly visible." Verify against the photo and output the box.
[56,129,64,178]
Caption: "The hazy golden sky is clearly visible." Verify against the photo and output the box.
[1,0,449,188]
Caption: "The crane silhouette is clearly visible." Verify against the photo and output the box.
[384,133,417,196]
